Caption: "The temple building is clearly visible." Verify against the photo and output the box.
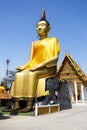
[57,53,87,103]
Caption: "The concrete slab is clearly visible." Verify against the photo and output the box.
[0,105,87,130]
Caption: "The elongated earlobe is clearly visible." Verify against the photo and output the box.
[48,26,51,32]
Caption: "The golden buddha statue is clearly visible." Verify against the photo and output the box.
[10,9,60,112]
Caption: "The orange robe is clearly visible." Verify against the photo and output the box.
[10,37,60,98]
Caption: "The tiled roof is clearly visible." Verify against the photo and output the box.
[0,92,11,99]
[0,86,11,99]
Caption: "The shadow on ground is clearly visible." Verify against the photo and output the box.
[0,113,11,120]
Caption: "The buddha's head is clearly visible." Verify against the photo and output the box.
[36,9,51,39]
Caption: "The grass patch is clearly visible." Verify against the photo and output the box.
[0,110,35,116]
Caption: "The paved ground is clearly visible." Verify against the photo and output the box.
[0,104,87,130]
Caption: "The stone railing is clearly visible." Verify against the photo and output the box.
[35,104,60,116]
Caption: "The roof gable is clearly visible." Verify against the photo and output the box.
[57,54,87,85]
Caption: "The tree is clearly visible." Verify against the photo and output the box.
[1,70,17,89]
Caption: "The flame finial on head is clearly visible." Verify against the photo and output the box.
[41,8,46,20]
[37,8,50,26]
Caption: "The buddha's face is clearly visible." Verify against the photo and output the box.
[36,20,50,37]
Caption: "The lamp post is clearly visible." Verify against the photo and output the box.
[6,58,10,77]
[6,58,10,89]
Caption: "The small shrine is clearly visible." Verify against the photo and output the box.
[0,86,11,107]
[57,53,87,103]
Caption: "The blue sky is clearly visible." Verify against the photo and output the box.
[0,0,87,78]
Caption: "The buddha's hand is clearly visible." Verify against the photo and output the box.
[30,67,38,71]
[30,64,44,71]
[16,66,25,71]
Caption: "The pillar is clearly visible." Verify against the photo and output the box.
[81,84,84,103]
[74,80,78,103]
